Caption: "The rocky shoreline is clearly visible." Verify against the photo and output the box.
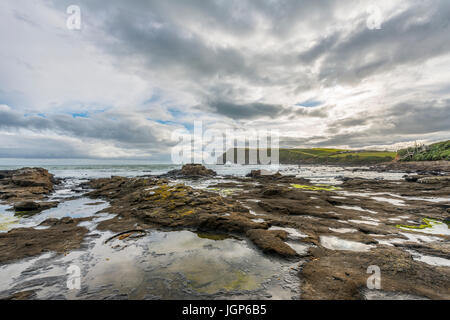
[0,163,449,299]
[0,168,59,214]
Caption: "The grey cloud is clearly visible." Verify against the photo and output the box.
[293,105,331,118]
[318,0,450,85]
[318,100,450,147]
[0,108,176,151]
[376,100,450,135]
[0,135,90,159]
[201,100,286,120]
[199,99,331,120]
[50,0,343,90]
[298,34,340,64]
[2,0,450,158]
[52,0,450,113]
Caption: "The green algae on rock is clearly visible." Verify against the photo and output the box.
[291,184,340,191]
[396,218,450,236]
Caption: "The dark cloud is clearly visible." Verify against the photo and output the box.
[0,107,176,151]
[198,99,332,120]
[51,0,450,109]
[294,99,450,148]
[202,100,284,120]
[0,135,90,159]
[1,0,450,158]
[318,0,450,85]
[298,34,341,64]
[329,100,450,136]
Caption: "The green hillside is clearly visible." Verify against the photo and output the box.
[398,140,450,161]
[220,148,396,165]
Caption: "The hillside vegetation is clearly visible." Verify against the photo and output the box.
[220,148,396,165]
[398,140,450,161]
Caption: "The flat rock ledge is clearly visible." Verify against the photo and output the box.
[163,164,217,179]
[0,168,58,209]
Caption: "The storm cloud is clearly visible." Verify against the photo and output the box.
[0,0,449,158]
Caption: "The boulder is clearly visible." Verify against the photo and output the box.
[165,164,217,178]
[0,168,56,205]
[10,168,55,190]
[246,170,282,178]
[14,201,40,212]
[14,201,58,213]
[246,229,298,258]
[403,175,419,182]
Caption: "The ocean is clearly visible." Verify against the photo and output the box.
[0,158,406,184]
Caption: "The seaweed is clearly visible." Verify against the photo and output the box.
[396,218,441,230]
[291,184,340,191]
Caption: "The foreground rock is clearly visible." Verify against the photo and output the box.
[246,170,282,178]
[302,246,450,299]
[85,176,305,259]
[54,168,450,299]
[246,229,298,258]
[229,172,450,299]
[163,164,217,178]
[13,201,58,213]
[372,160,450,174]
[0,217,88,264]
[0,168,57,206]
[2,165,448,299]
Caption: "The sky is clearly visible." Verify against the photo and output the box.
[0,0,449,161]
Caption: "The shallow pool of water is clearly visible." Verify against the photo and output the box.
[406,250,450,268]
[268,226,307,240]
[397,219,450,236]
[320,236,375,252]
[0,198,109,233]
[0,227,303,300]
[329,227,358,234]
[336,205,378,214]
[371,196,406,207]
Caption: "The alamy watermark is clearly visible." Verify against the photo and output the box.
[367,265,381,290]
[67,264,81,290]
[67,5,81,30]
[366,5,383,30]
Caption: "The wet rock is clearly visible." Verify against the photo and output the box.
[0,218,89,264]
[342,175,450,198]
[0,168,57,206]
[301,246,450,300]
[417,176,450,184]
[258,198,339,220]
[13,201,58,213]
[335,176,352,182]
[198,215,267,234]
[13,201,40,212]
[372,161,450,174]
[246,229,298,258]
[403,175,419,182]
[84,166,450,299]
[246,170,282,178]
[164,164,216,178]
[0,290,36,300]
[261,187,287,197]
[87,178,270,247]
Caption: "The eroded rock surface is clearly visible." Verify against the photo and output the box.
[302,246,450,300]
[246,229,298,258]
[0,168,57,206]
[163,164,217,178]
[1,165,449,300]
[0,217,88,264]
[85,177,299,258]
[372,160,450,174]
